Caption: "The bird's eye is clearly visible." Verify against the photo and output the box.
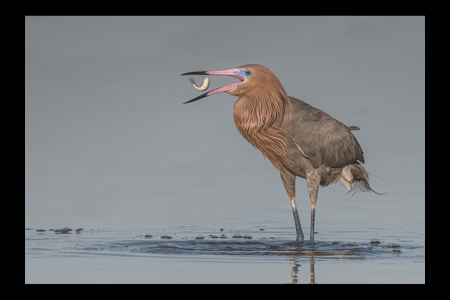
[244,70,252,76]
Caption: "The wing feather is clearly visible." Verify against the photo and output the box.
[285,97,365,168]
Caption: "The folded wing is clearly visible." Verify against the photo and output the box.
[285,97,365,169]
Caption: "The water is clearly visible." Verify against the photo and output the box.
[25,226,424,283]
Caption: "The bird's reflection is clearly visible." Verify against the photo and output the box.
[309,256,316,284]
[290,258,300,283]
[288,254,316,284]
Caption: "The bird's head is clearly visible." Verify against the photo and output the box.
[181,64,282,104]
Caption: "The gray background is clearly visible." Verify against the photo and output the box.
[25,16,424,232]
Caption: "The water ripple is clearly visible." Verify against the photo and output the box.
[87,238,409,260]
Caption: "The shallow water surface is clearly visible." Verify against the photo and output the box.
[25,226,424,283]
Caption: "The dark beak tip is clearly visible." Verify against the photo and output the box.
[183,91,209,104]
[181,71,208,76]
[183,99,198,104]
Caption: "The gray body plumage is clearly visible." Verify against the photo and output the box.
[282,97,369,190]
[285,97,364,169]
[279,97,373,244]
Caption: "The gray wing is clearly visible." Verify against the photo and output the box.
[285,97,365,168]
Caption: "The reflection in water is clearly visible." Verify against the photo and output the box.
[289,254,316,284]
[82,237,399,284]
[310,256,316,284]
[289,257,301,283]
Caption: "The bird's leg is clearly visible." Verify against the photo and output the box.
[306,170,320,245]
[280,171,304,243]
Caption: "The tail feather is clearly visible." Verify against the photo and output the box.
[347,126,360,131]
[340,162,386,195]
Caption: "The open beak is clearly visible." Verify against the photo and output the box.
[181,68,246,104]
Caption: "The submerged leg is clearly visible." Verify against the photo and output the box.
[281,171,304,242]
[306,170,320,245]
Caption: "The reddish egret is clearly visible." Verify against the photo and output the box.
[181,64,378,244]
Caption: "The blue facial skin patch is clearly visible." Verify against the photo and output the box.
[235,69,253,80]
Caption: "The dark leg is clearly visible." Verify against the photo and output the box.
[281,171,304,242]
[306,170,320,245]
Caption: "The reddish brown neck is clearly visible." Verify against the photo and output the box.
[233,87,293,172]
